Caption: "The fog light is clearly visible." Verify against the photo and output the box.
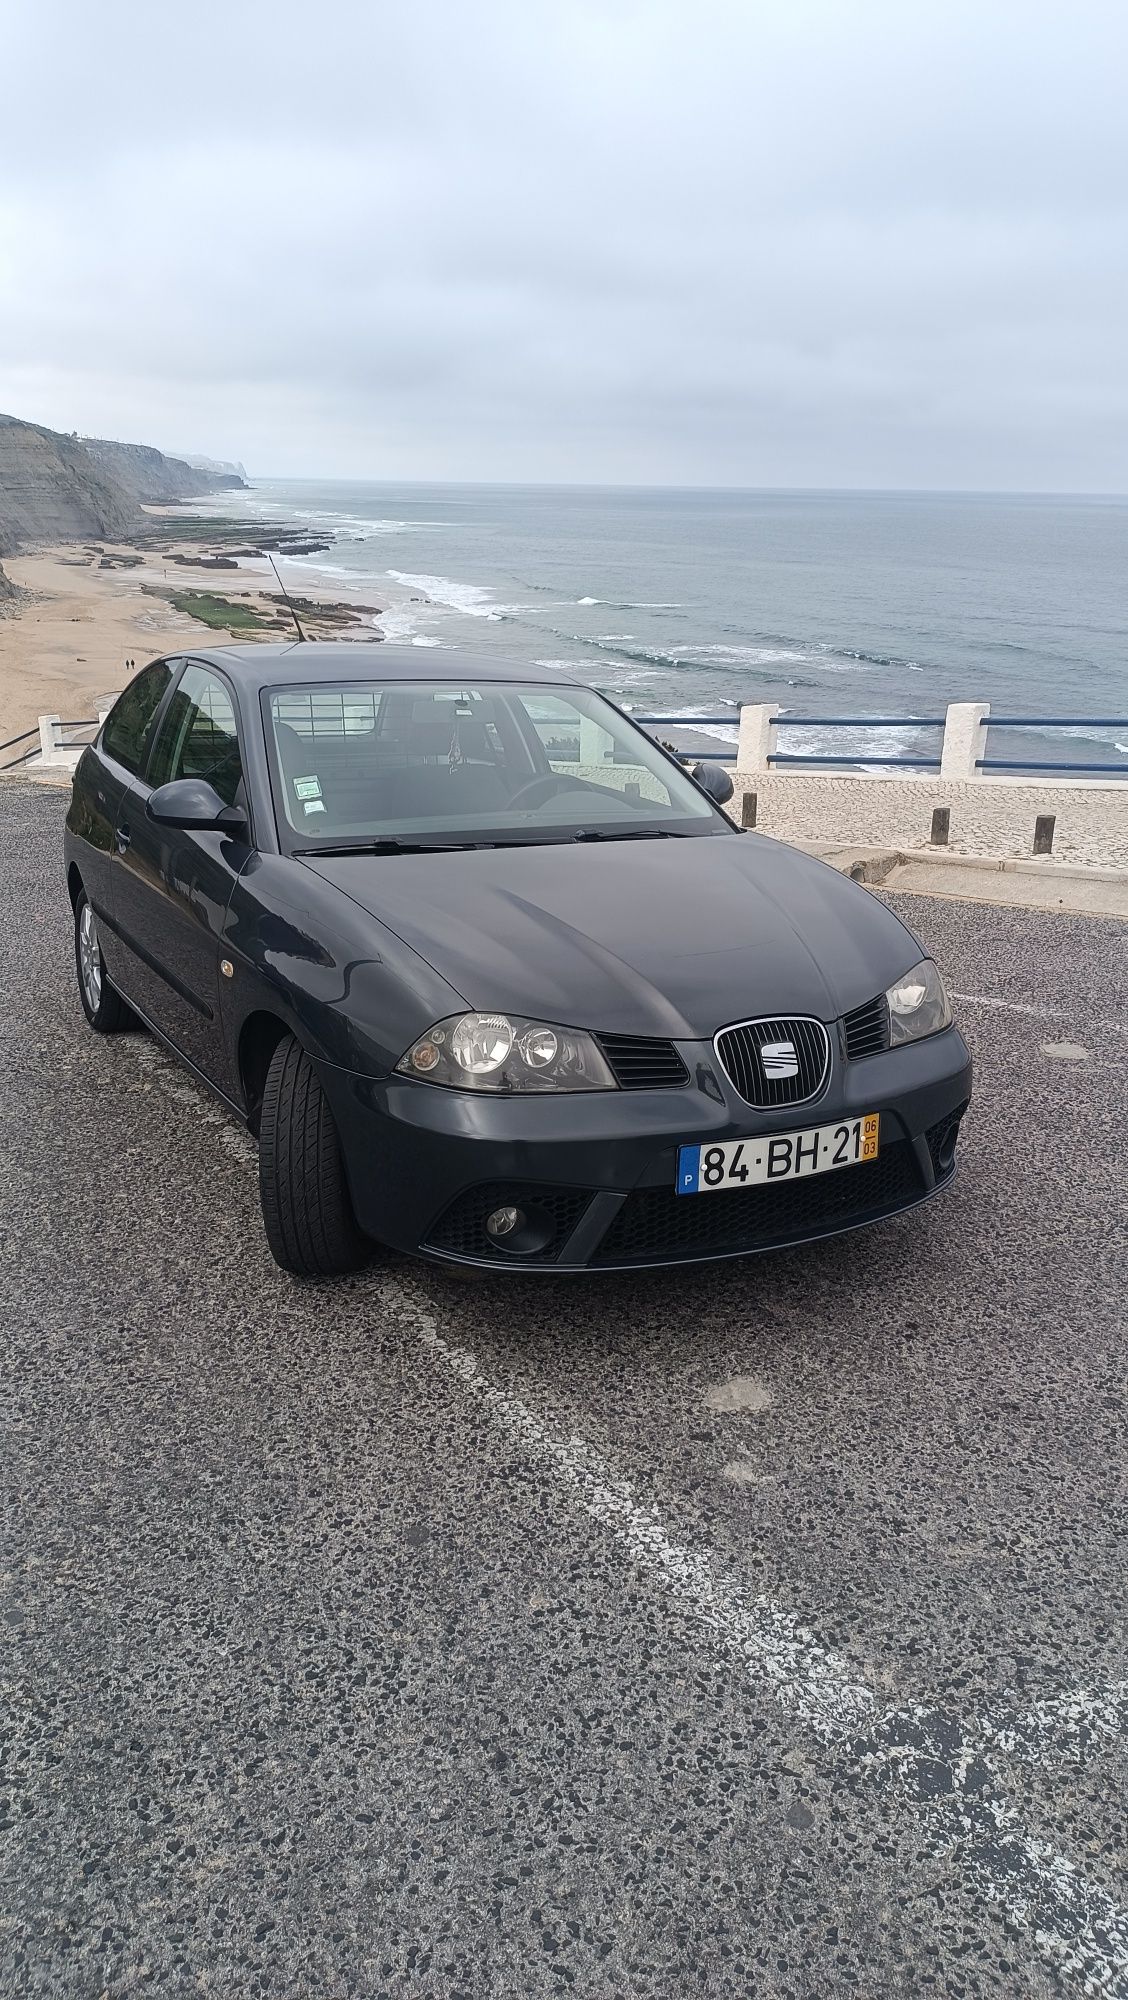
[486,1205,523,1239]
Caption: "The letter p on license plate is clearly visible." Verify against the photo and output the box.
[677,1114,879,1194]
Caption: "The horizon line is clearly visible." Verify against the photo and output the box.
[239,476,1128,500]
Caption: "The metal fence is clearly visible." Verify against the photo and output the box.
[5,701,1128,779]
[636,707,1128,777]
[974,718,1128,776]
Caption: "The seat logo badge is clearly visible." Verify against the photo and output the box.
[761,1039,799,1079]
[220,959,234,980]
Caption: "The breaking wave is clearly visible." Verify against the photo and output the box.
[384,569,526,622]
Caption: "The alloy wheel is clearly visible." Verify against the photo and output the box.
[78,900,103,1011]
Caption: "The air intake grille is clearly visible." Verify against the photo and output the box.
[843,994,890,1060]
[714,1017,829,1108]
[926,1101,967,1181]
[593,1141,923,1265]
[597,1034,689,1090]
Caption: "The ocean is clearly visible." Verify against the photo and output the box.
[207,483,1128,771]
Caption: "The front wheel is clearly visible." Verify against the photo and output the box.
[258,1034,371,1276]
[74,892,131,1033]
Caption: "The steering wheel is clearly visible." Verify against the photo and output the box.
[507,773,575,810]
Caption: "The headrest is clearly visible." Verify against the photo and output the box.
[275,720,308,768]
[407,704,460,757]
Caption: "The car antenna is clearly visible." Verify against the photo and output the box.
[266,554,308,641]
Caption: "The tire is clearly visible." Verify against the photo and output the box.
[258,1033,370,1276]
[74,891,131,1033]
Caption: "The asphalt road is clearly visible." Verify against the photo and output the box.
[2,778,1126,2000]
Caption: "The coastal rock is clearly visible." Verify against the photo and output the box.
[165,552,241,570]
[0,558,19,611]
[0,414,139,554]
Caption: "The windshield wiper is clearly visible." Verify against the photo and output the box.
[569,827,691,842]
[293,838,480,857]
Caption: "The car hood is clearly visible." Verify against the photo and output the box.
[301,834,923,1039]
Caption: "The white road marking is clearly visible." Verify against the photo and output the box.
[981,1683,1128,1763]
[384,1281,1128,1998]
[117,1033,1128,1993]
[404,1288,873,1734]
[953,992,1128,1035]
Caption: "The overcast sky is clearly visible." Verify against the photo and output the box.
[2,0,1126,488]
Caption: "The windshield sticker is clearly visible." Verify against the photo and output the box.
[302,798,326,815]
[293,775,322,801]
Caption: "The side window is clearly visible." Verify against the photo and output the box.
[100,659,175,775]
[148,664,244,808]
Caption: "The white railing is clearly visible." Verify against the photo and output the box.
[637,702,1128,780]
[0,704,120,772]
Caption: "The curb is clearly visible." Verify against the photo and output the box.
[783,839,1128,888]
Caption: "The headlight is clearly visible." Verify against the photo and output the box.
[395,1012,617,1092]
[886,959,952,1046]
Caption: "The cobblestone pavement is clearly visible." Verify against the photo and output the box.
[729,772,1128,871]
[2,781,1126,1999]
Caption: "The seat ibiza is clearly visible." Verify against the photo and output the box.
[65,644,971,1275]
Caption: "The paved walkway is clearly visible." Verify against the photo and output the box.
[3,782,1127,1999]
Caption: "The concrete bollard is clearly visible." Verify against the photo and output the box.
[940,702,991,779]
[930,807,950,846]
[1033,814,1055,855]
[741,791,758,829]
[737,703,779,773]
[37,714,62,764]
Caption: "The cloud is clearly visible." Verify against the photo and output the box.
[1,0,1126,486]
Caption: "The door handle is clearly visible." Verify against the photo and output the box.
[115,823,131,852]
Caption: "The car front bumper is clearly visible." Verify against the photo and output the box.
[316,1023,973,1273]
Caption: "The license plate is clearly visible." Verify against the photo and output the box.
[676,1114,879,1195]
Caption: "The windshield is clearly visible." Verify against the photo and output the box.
[263,680,727,848]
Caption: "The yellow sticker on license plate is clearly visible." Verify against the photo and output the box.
[677,1113,880,1194]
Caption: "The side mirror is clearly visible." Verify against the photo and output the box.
[147,777,248,835]
[689,761,734,805]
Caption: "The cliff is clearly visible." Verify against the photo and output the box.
[0,415,250,555]
[81,436,245,502]
[174,452,249,486]
[0,414,139,555]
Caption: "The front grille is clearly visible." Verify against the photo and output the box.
[598,1033,689,1090]
[714,1017,830,1108]
[424,1181,594,1261]
[593,1141,923,1266]
[843,994,890,1060]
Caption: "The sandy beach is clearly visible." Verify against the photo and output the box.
[0,528,379,746]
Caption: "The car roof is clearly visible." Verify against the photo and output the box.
[196,641,581,689]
